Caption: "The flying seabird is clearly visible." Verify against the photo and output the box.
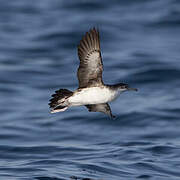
[49,28,137,118]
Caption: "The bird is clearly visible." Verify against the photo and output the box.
[49,28,137,118]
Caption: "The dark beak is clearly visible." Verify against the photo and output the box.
[127,87,138,91]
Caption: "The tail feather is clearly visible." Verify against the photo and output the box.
[50,106,68,113]
[49,89,73,112]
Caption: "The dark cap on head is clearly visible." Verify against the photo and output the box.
[108,83,137,91]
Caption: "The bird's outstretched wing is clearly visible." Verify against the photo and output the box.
[77,28,103,88]
[85,103,114,118]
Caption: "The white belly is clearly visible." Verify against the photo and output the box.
[68,87,119,106]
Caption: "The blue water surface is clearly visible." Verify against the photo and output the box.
[0,0,180,179]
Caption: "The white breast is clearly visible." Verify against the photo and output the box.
[68,87,119,106]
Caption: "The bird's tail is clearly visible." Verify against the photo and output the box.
[49,89,73,113]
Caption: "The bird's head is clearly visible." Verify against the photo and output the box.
[114,83,138,92]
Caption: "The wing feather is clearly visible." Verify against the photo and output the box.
[85,103,114,118]
[77,28,103,88]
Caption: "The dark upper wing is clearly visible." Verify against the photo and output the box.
[77,28,103,88]
[85,103,114,118]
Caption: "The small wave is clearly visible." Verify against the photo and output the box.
[132,67,180,84]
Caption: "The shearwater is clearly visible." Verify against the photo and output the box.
[49,28,137,118]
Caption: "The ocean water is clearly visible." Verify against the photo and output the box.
[0,0,180,179]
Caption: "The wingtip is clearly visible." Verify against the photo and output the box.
[87,27,99,35]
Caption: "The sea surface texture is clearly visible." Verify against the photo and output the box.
[0,0,180,179]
